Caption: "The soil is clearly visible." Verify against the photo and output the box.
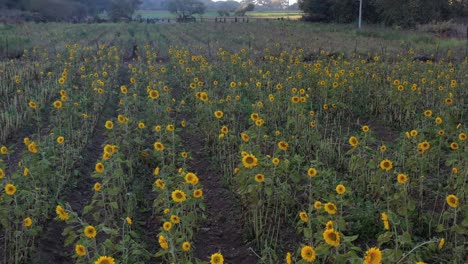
[186,133,257,264]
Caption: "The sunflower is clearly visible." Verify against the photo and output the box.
[56,205,69,221]
[220,126,229,134]
[335,184,346,195]
[323,229,340,247]
[307,167,317,177]
[438,130,445,136]
[278,141,289,151]
[104,121,113,130]
[410,130,418,137]
[5,184,16,195]
[148,90,160,99]
[363,247,382,264]
[28,101,38,109]
[94,256,115,264]
[120,85,128,94]
[242,154,258,169]
[291,96,300,104]
[272,158,280,165]
[446,194,459,208]
[397,174,408,184]
[435,117,443,124]
[210,252,224,264]
[56,136,64,144]
[349,136,359,147]
[450,142,459,150]
[324,202,337,215]
[423,110,432,117]
[185,172,199,185]
[28,142,38,153]
[181,152,188,158]
[214,110,224,119]
[23,217,33,227]
[84,225,97,239]
[155,179,165,189]
[314,201,322,210]
[138,122,145,129]
[379,159,393,171]
[379,145,387,152]
[325,220,334,230]
[53,100,62,109]
[255,174,265,183]
[444,98,452,105]
[241,133,250,142]
[154,142,165,152]
[93,182,102,191]
[163,221,172,231]
[300,245,316,262]
[170,215,181,224]
[455,132,466,141]
[0,146,7,154]
[381,212,390,230]
[166,124,175,131]
[126,217,132,225]
[182,241,191,252]
[286,252,292,264]
[247,112,259,122]
[418,141,430,151]
[172,190,187,203]
[299,211,309,222]
[75,244,86,257]
[95,163,104,173]
[438,238,445,249]
[255,119,265,126]
[362,125,370,133]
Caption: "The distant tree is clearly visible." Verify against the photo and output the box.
[235,3,254,16]
[215,1,240,12]
[108,0,142,21]
[167,0,205,21]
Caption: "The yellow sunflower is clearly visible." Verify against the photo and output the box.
[154,141,165,152]
[324,202,337,215]
[182,241,191,252]
[446,194,459,208]
[336,184,346,195]
[242,154,258,169]
[75,244,86,257]
[363,247,382,264]
[210,252,224,264]
[172,190,187,203]
[84,225,97,239]
[23,217,33,227]
[95,163,104,173]
[307,168,317,177]
[214,110,224,119]
[299,211,309,222]
[379,159,393,171]
[5,184,16,195]
[193,189,203,199]
[323,229,340,247]
[300,245,316,262]
[349,136,359,147]
[255,173,265,183]
[278,141,289,151]
[94,256,115,264]
[397,174,408,184]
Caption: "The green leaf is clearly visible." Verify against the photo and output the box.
[110,201,119,210]
[343,234,359,242]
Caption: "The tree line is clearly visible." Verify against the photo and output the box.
[299,0,467,27]
[1,0,142,22]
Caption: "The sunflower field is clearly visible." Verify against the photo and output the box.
[0,22,466,264]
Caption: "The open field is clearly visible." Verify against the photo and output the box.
[135,10,303,19]
[0,21,466,264]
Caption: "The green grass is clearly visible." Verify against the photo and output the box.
[135,10,303,19]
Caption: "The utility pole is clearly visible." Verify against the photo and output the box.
[358,0,362,30]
